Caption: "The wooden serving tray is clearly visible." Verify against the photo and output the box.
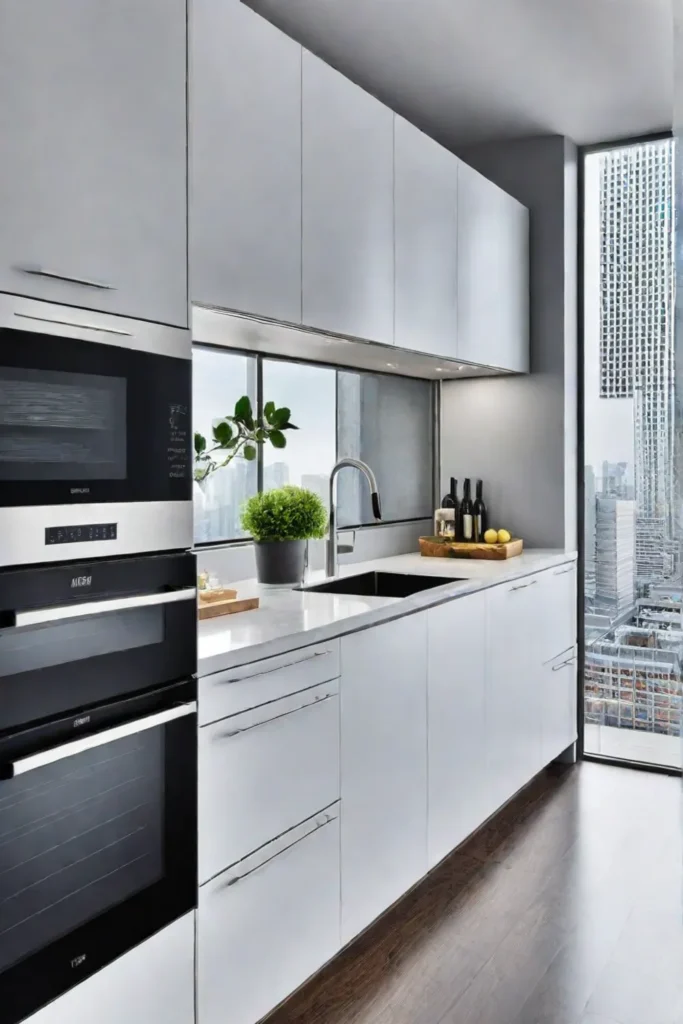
[419,536,523,560]
[198,594,260,620]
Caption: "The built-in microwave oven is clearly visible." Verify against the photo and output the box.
[0,294,192,568]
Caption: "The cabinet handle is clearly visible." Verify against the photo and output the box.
[220,692,335,738]
[553,566,575,576]
[552,657,576,672]
[14,312,132,337]
[222,814,336,889]
[16,265,115,290]
[224,649,333,684]
[510,579,538,592]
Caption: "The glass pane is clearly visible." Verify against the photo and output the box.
[262,360,336,507]
[0,729,164,972]
[337,371,433,526]
[193,347,257,543]
[0,367,126,481]
[583,139,681,769]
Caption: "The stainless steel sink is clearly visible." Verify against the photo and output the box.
[298,570,464,599]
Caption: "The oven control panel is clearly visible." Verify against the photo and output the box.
[45,523,118,546]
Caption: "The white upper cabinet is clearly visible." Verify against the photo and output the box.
[456,159,529,372]
[394,116,458,358]
[191,0,302,324]
[0,0,188,327]
[302,51,394,344]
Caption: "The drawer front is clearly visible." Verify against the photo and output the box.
[199,639,340,725]
[541,646,578,765]
[198,811,341,1024]
[199,679,340,882]
[539,562,577,665]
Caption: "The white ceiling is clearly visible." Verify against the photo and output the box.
[247,0,673,147]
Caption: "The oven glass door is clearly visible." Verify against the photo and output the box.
[0,687,196,1024]
[0,324,191,508]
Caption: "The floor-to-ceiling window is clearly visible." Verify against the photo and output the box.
[582,136,681,770]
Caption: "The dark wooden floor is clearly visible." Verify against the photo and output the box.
[266,762,683,1024]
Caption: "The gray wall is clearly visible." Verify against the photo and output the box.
[441,135,577,551]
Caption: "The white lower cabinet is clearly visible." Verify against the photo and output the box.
[199,679,340,881]
[427,591,491,868]
[541,646,578,764]
[25,914,195,1024]
[198,810,341,1024]
[340,613,428,944]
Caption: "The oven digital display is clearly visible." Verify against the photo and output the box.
[45,523,118,545]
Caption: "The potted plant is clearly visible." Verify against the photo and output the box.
[240,485,328,585]
[194,397,297,486]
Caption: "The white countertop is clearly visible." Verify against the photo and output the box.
[198,549,577,676]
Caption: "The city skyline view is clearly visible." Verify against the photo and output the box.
[583,138,681,768]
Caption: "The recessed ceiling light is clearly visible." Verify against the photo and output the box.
[435,367,446,373]
[386,361,397,368]
[458,366,465,371]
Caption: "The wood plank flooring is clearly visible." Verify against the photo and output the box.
[264,762,682,1024]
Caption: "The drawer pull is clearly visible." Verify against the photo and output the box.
[221,692,335,738]
[553,566,574,576]
[222,815,335,888]
[225,648,332,684]
[552,657,576,672]
[510,579,538,592]
[16,265,115,290]
[14,312,132,337]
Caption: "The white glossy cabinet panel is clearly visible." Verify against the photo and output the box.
[340,613,428,944]
[541,647,577,764]
[427,591,492,868]
[199,680,340,881]
[191,0,302,323]
[486,575,543,807]
[394,116,457,358]
[302,51,394,344]
[198,812,340,1024]
[456,160,529,372]
[537,562,577,664]
[24,914,195,1024]
[0,0,188,326]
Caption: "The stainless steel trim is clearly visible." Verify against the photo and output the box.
[222,814,335,888]
[16,266,115,290]
[0,294,191,359]
[221,692,335,737]
[510,579,539,592]
[6,702,197,777]
[14,587,197,628]
[553,566,575,576]
[226,648,332,684]
[15,313,132,336]
[0,501,193,568]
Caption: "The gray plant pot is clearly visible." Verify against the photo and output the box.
[253,539,307,586]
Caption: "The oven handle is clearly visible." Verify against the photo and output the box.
[12,587,197,628]
[4,701,197,778]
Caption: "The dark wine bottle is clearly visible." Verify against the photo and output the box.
[460,478,474,542]
[473,479,488,543]
[450,478,460,541]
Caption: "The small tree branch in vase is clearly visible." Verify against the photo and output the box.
[194,396,297,483]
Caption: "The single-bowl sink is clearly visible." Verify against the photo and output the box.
[298,570,465,599]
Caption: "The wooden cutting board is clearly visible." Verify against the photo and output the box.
[198,594,260,620]
[419,536,523,560]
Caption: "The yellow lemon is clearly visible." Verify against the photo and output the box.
[497,529,511,544]
[484,529,499,544]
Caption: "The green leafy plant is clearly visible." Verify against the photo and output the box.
[194,396,297,483]
[240,486,328,543]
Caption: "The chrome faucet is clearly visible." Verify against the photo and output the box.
[326,458,382,578]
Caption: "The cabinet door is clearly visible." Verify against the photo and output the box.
[485,576,543,808]
[427,592,491,869]
[199,680,339,882]
[0,0,188,327]
[394,116,457,358]
[25,914,195,1024]
[340,614,428,944]
[456,160,529,371]
[541,647,578,765]
[191,0,302,323]
[198,812,340,1024]
[536,562,577,665]
[302,51,394,344]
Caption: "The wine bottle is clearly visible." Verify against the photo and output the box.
[473,479,488,543]
[460,478,474,541]
[450,478,460,540]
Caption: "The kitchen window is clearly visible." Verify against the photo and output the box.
[193,350,435,544]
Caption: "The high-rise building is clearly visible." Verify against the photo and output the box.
[594,497,636,618]
[599,141,675,531]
